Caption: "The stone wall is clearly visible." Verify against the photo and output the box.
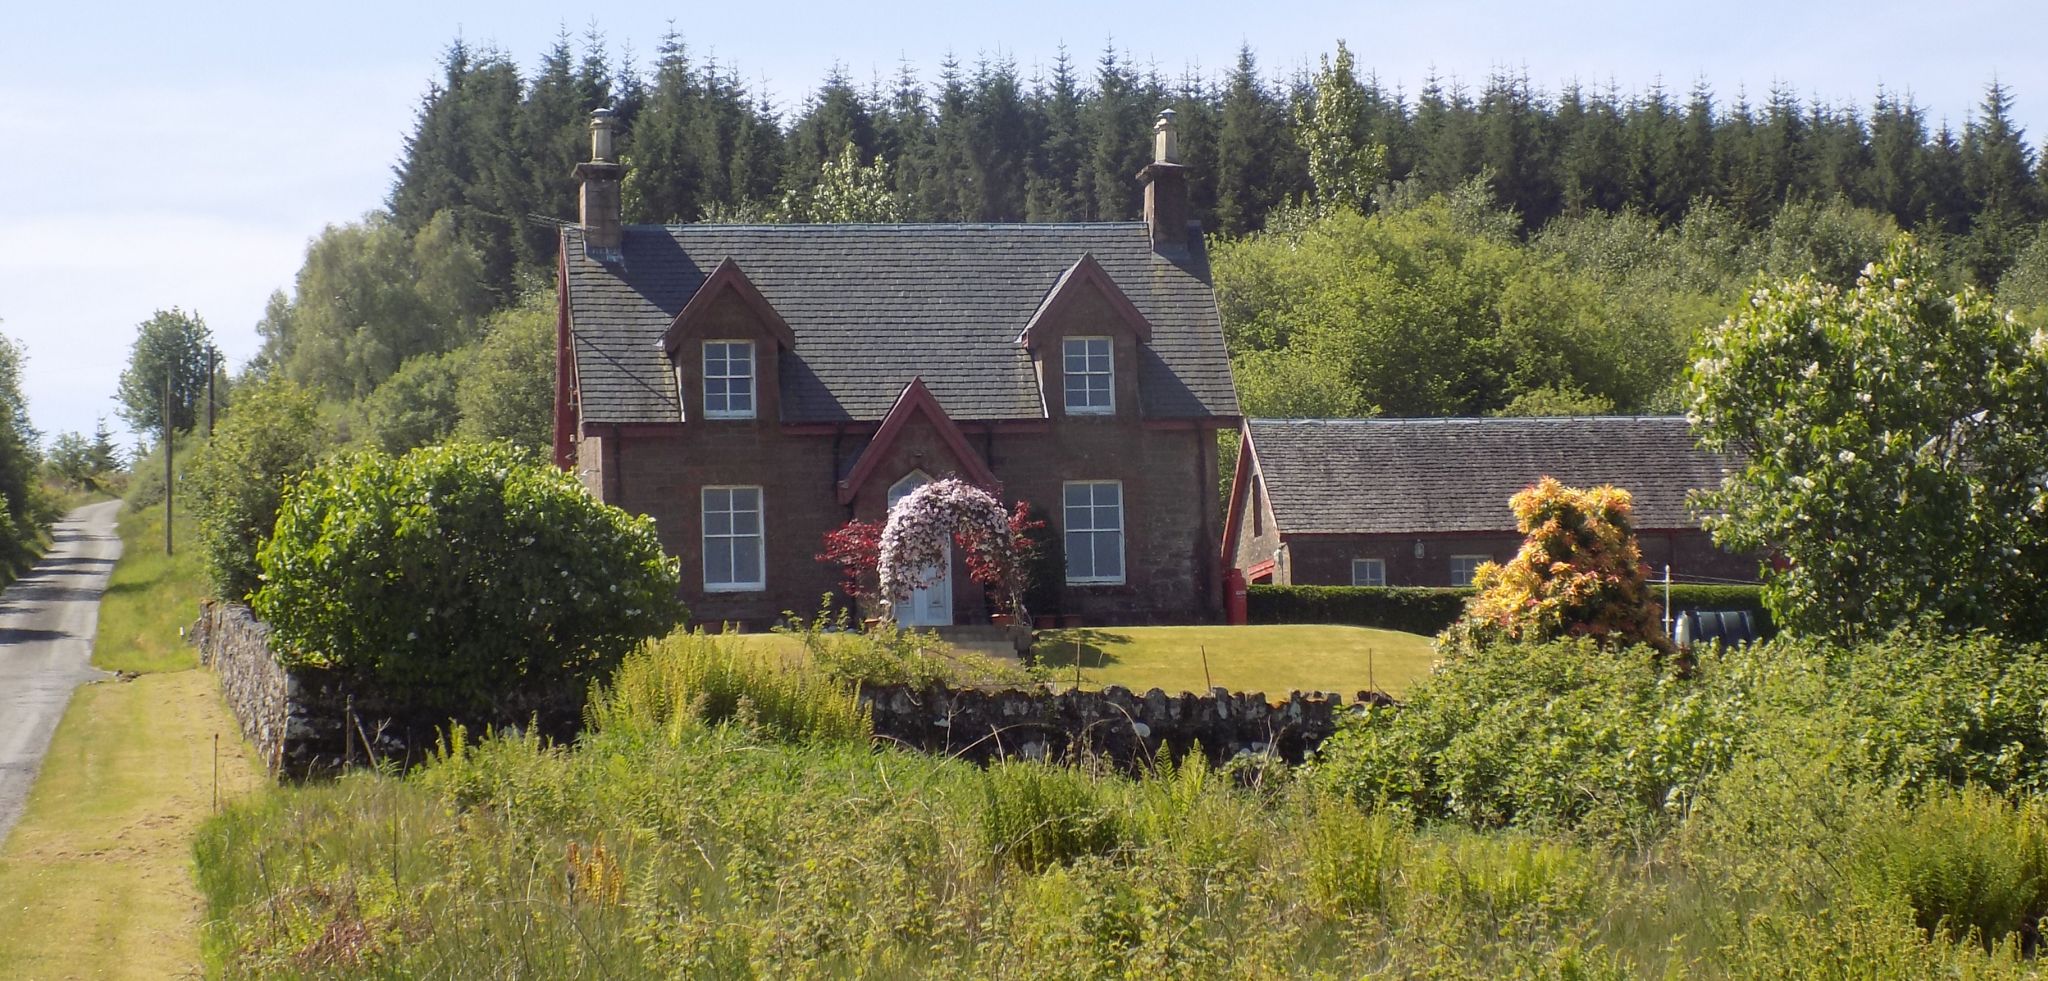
[193,600,292,771]
[193,601,582,778]
[858,683,1393,768]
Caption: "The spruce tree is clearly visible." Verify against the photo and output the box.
[1025,49,1088,222]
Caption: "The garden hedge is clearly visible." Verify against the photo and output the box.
[1248,583,1772,636]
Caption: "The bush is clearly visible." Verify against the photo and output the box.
[1446,478,1673,656]
[186,379,325,600]
[253,441,683,710]
[1313,640,1740,835]
[584,630,869,745]
[1248,584,1473,633]
[1250,583,1771,636]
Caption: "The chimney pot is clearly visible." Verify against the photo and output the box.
[1153,109,1178,164]
[589,107,617,163]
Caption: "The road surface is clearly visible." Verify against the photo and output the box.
[0,500,122,845]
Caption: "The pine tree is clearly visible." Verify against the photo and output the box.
[1866,89,1928,224]
[1479,69,1554,227]
[1025,49,1088,222]
[1083,42,1150,220]
[967,55,1031,221]
[1960,79,2042,282]
[1212,46,1290,235]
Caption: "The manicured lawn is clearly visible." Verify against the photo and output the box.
[1034,624,1436,697]
[0,500,264,979]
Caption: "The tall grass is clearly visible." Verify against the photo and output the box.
[192,630,2048,978]
[584,629,868,744]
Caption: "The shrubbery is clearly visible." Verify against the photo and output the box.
[186,379,325,600]
[252,441,683,709]
[1249,582,1772,635]
[1444,477,1673,656]
[1246,584,1474,633]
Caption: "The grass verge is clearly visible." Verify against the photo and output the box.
[0,499,264,979]
[1032,623,1438,696]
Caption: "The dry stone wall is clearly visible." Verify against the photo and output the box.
[858,683,1393,767]
[194,601,582,777]
[199,599,1393,777]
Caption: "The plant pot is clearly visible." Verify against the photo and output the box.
[991,613,1015,627]
[862,616,886,632]
[1033,614,1058,630]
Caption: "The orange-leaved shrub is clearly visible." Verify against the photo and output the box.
[1443,476,1673,656]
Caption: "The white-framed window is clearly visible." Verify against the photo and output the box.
[1351,558,1386,587]
[1450,554,1489,586]
[1062,336,1113,414]
[1064,480,1125,584]
[702,486,765,591]
[703,340,755,419]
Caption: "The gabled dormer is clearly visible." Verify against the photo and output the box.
[660,258,796,423]
[1016,254,1154,420]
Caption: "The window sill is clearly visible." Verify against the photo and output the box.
[1063,578,1127,587]
[1062,408,1115,417]
[702,583,766,594]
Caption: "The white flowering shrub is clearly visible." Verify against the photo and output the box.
[254,441,683,709]
[1687,234,2048,639]
[877,478,1028,621]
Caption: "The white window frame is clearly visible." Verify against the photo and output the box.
[1063,480,1126,585]
[1061,336,1114,415]
[1351,558,1385,587]
[701,485,766,592]
[702,339,756,420]
[1450,554,1489,587]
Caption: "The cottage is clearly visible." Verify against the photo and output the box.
[554,110,1240,627]
[1224,417,1755,588]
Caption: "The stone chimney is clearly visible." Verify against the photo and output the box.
[1137,109,1189,253]
[572,108,625,259]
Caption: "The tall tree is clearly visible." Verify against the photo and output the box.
[115,309,214,434]
[1212,46,1292,234]
[1083,43,1151,220]
[1025,49,1088,222]
[1296,41,1386,214]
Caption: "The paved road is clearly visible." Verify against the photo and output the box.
[0,500,122,846]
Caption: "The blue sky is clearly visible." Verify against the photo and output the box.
[2,0,2043,443]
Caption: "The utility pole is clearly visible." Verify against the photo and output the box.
[164,369,173,556]
[205,345,217,436]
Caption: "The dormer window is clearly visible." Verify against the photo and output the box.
[703,340,755,419]
[1063,336,1113,414]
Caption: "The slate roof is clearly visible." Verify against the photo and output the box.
[562,222,1239,424]
[1246,417,1736,534]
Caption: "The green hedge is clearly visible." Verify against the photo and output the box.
[1246,585,1473,635]
[1248,583,1773,636]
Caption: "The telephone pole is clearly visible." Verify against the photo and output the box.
[163,369,173,556]
[205,345,217,436]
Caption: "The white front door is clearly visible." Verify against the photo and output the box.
[889,471,953,627]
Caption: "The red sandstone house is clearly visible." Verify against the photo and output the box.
[1224,417,1756,588]
[552,109,1240,628]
